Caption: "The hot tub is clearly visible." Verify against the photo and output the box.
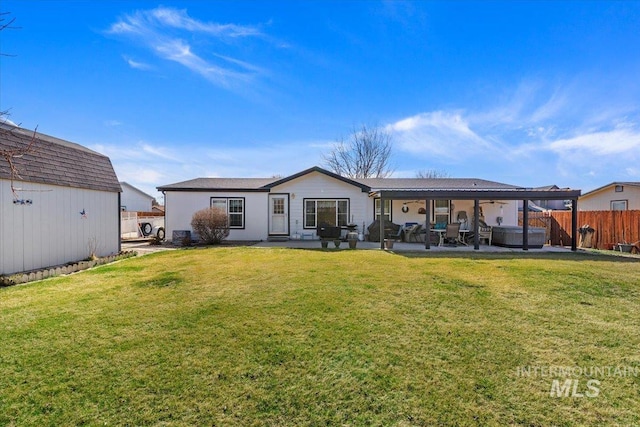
[491,226,546,248]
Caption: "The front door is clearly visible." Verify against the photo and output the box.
[269,194,289,235]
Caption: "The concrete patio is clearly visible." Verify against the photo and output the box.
[251,239,574,253]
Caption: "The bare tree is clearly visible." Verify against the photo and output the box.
[415,169,450,179]
[0,12,18,56]
[323,123,393,178]
[0,126,38,198]
[0,12,39,199]
[1,12,18,119]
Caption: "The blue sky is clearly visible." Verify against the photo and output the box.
[2,1,640,201]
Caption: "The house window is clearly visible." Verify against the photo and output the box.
[374,199,392,221]
[272,198,285,215]
[210,197,245,228]
[304,199,349,228]
[433,200,451,225]
[611,200,627,211]
[615,185,624,192]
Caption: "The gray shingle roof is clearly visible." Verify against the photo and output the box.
[0,125,121,192]
[357,177,519,190]
[157,166,521,192]
[157,177,275,191]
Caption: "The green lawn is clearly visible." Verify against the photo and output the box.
[1,248,639,426]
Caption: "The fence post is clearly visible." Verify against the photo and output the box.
[571,200,577,251]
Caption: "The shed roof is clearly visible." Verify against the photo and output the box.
[0,125,121,192]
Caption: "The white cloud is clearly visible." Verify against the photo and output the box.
[625,167,639,177]
[149,7,262,37]
[547,126,640,156]
[107,7,264,90]
[123,56,152,70]
[390,78,640,188]
[388,111,497,159]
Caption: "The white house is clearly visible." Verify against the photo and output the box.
[120,181,155,212]
[0,125,121,276]
[158,166,581,249]
[579,182,640,211]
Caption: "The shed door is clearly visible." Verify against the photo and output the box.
[269,195,289,235]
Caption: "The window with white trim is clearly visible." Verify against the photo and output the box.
[374,199,392,221]
[304,199,349,228]
[210,197,245,228]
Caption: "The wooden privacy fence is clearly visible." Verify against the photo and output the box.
[519,210,640,249]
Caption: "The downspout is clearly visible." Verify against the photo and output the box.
[162,190,166,239]
[118,191,122,253]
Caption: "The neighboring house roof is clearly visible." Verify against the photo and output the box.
[0,125,121,192]
[533,184,561,191]
[120,181,155,200]
[581,182,640,198]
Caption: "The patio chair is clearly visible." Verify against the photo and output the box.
[443,222,461,246]
[466,218,492,245]
[456,211,468,229]
[405,224,423,242]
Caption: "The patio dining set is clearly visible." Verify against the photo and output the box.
[395,222,492,247]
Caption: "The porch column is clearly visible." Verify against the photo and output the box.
[571,199,578,251]
[424,198,431,249]
[380,197,386,250]
[522,199,529,251]
[473,199,480,250]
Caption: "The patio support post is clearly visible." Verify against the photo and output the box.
[571,198,578,251]
[473,199,480,250]
[522,199,529,251]
[424,198,431,249]
[380,197,386,250]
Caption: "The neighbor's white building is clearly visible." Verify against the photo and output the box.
[120,181,155,212]
[579,182,640,211]
[1,125,121,275]
[158,166,522,242]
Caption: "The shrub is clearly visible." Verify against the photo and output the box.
[190,207,230,245]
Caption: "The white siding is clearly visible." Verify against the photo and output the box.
[164,191,268,241]
[271,171,370,238]
[120,183,154,212]
[1,179,120,275]
[580,185,640,211]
